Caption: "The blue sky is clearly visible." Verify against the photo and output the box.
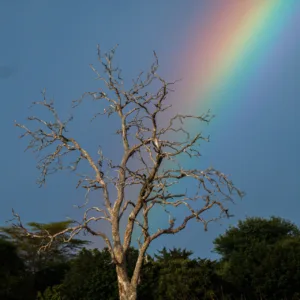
[0,1,299,258]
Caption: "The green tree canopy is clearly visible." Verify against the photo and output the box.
[1,220,88,271]
[139,247,227,300]
[0,237,35,299]
[214,216,300,299]
[60,247,119,300]
[1,220,89,298]
[214,216,300,259]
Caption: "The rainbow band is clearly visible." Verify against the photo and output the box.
[132,1,298,243]
[178,1,298,114]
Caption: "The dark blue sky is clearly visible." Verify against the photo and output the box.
[0,1,299,258]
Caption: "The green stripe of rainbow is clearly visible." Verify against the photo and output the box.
[132,1,298,244]
[176,1,298,114]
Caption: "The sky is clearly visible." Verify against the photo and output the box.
[0,0,299,259]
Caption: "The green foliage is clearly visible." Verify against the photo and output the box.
[2,216,300,299]
[139,247,226,300]
[154,247,193,261]
[0,221,88,272]
[37,285,63,300]
[0,238,24,274]
[59,246,139,300]
[34,261,70,296]
[153,247,198,299]
[214,216,300,259]
[0,220,88,299]
[214,216,300,299]
[253,237,300,299]
[60,248,118,300]
[0,237,35,299]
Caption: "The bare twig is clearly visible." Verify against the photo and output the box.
[14,45,244,297]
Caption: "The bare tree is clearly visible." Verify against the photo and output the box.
[14,46,243,300]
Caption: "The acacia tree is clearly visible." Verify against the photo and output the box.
[14,46,243,300]
[0,220,87,272]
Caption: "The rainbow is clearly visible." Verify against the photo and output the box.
[175,0,298,115]
[132,1,298,245]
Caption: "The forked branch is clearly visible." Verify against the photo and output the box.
[14,46,244,291]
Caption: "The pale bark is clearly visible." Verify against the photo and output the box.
[13,45,244,300]
[116,265,137,300]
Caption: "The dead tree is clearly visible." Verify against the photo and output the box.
[14,46,244,300]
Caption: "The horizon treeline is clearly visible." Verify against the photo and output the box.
[1,215,300,300]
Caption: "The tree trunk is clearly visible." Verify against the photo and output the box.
[116,266,137,300]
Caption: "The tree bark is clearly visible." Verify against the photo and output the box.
[116,266,137,300]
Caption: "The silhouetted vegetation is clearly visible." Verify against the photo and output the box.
[1,216,300,299]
